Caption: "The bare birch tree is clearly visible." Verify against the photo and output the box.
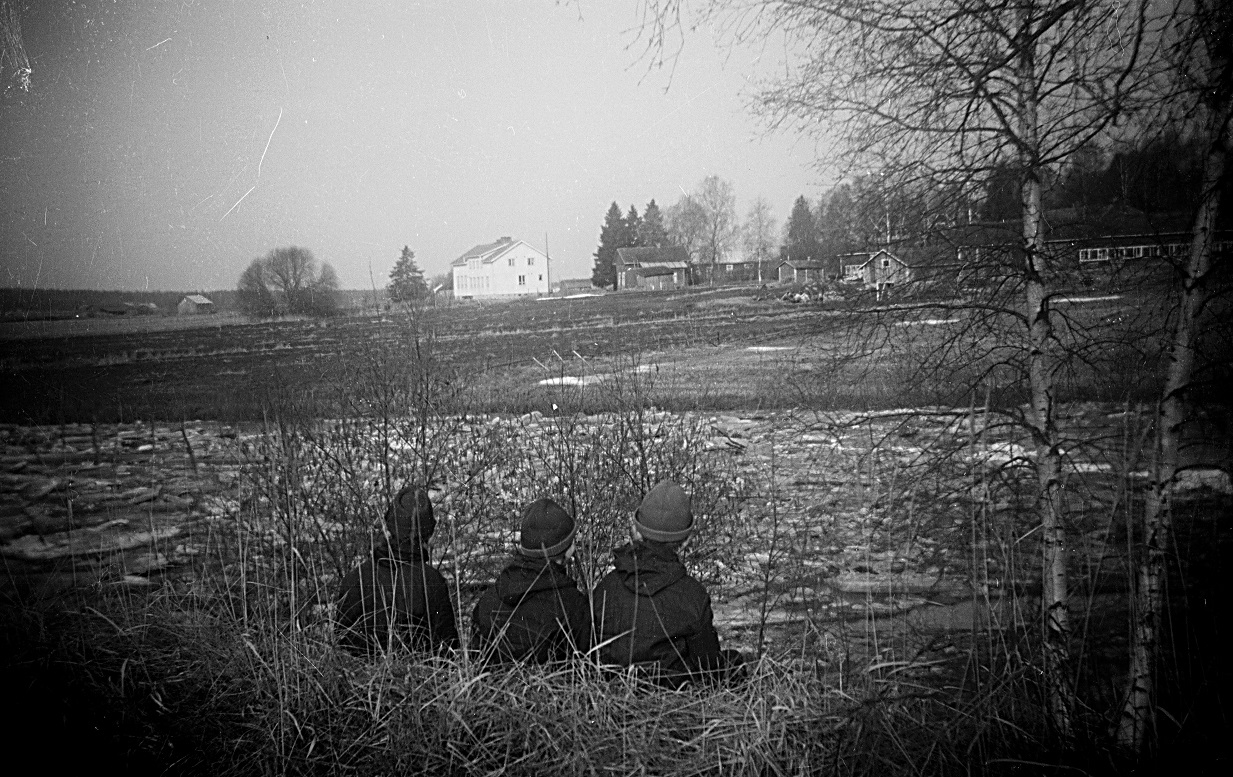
[743,196,778,282]
[1117,0,1232,752]
[638,0,1157,737]
[665,193,709,268]
[695,174,740,283]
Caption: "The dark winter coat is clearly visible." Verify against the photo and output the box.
[470,555,592,664]
[592,541,725,686]
[335,544,459,656]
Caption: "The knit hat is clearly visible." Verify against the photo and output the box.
[517,498,576,558]
[634,481,693,543]
[386,486,435,546]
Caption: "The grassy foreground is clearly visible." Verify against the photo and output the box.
[3,306,1228,775]
[5,581,1085,776]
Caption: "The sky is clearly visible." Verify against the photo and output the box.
[0,0,825,291]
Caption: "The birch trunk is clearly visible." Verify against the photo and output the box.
[1117,28,1231,749]
[1018,8,1073,738]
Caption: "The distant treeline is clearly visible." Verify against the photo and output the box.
[0,287,385,319]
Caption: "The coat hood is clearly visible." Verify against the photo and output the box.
[611,541,687,597]
[495,556,579,606]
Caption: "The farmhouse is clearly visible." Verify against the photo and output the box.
[177,294,215,315]
[452,237,551,299]
[840,250,913,289]
[615,246,690,290]
[777,259,828,284]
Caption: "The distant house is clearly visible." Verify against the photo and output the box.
[452,237,551,299]
[178,294,216,315]
[839,250,913,289]
[554,278,596,295]
[777,259,828,284]
[615,246,690,290]
[697,259,765,285]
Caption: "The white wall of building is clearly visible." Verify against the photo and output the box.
[453,240,550,298]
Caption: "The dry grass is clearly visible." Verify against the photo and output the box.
[3,311,1225,775]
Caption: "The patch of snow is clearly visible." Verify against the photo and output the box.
[746,346,792,352]
[1055,294,1123,303]
[1175,468,1232,494]
[538,293,602,301]
[538,375,602,386]
[895,319,960,326]
[1071,461,1116,473]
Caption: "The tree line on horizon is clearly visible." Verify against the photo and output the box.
[593,131,1226,290]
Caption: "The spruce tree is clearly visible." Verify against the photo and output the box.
[638,199,669,247]
[592,202,625,290]
[783,196,819,265]
[624,205,642,247]
[388,246,428,304]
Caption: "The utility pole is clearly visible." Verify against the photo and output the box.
[544,232,552,296]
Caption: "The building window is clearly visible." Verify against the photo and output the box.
[518,275,526,286]
[527,257,535,266]
[538,274,543,281]
[469,258,480,270]
[882,258,890,268]
[508,257,515,266]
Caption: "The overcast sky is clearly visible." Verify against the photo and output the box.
[1,0,824,291]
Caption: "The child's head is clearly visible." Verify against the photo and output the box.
[385,486,435,549]
[518,498,576,561]
[632,481,692,548]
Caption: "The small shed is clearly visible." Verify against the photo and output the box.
[554,278,595,294]
[777,260,828,284]
[840,250,912,289]
[178,294,216,315]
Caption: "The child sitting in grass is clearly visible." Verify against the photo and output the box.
[335,486,459,655]
[470,498,591,664]
[592,480,746,688]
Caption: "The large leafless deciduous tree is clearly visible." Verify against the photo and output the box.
[638,0,1158,738]
[694,174,740,281]
[666,175,740,282]
[1117,0,1232,753]
[665,192,707,264]
[237,246,339,318]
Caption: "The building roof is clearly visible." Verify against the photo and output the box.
[452,236,521,267]
[636,261,688,270]
[779,259,828,270]
[840,249,908,269]
[616,245,690,268]
[182,294,213,305]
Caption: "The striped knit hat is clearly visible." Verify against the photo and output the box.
[634,481,693,543]
[517,498,576,558]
